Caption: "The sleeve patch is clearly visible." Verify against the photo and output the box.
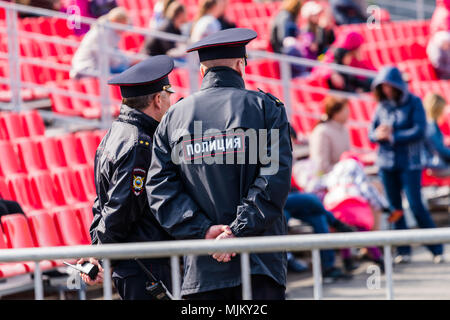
[132,168,147,196]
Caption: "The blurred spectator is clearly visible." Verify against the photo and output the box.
[269,0,302,53]
[301,1,335,58]
[315,7,336,56]
[430,0,450,36]
[282,36,309,77]
[217,0,236,30]
[329,0,367,25]
[70,7,130,79]
[149,0,176,30]
[423,93,450,176]
[312,31,374,92]
[369,66,444,264]
[0,199,24,218]
[88,0,117,18]
[427,31,450,80]
[309,97,351,175]
[190,0,226,42]
[144,2,187,58]
[15,0,61,17]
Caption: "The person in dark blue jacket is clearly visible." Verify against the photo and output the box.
[329,0,367,26]
[369,66,444,265]
[423,93,450,176]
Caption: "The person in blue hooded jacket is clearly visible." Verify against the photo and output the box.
[369,66,444,265]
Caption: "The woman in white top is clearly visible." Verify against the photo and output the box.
[190,0,226,42]
[70,7,130,79]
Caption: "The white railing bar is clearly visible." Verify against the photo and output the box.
[240,252,252,300]
[384,245,394,300]
[17,29,81,47]
[102,258,112,300]
[312,249,322,300]
[374,0,435,13]
[170,255,181,300]
[38,109,103,127]
[0,228,449,263]
[19,81,103,101]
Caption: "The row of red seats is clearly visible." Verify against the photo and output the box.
[0,132,104,176]
[0,208,91,278]
[0,110,45,140]
[49,78,122,119]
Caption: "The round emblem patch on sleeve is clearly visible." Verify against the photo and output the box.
[132,168,146,196]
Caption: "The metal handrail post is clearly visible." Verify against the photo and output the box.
[34,261,44,300]
[416,0,425,20]
[384,245,394,300]
[240,252,252,300]
[98,21,113,130]
[170,255,181,300]
[102,258,113,300]
[6,6,21,112]
[312,249,323,300]
[280,60,292,118]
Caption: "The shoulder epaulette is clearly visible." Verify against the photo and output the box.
[257,88,284,107]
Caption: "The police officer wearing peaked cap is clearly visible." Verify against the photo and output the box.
[84,55,176,300]
[147,29,293,300]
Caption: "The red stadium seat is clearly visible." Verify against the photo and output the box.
[51,167,88,205]
[0,112,27,140]
[29,171,66,209]
[0,140,25,176]
[76,205,93,243]
[6,174,41,213]
[14,138,48,173]
[20,110,45,137]
[55,133,87,166]
[74,165,96,201]
[52,209,90,246]
[35,136,68,169]
[0,227,28,278]
[0,177,12,199]
[74,131,100,165]
[27,211,64,247]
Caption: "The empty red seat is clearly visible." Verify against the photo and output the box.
[55,133,87,166]
[35,136,67,169]
[0,227,28,278]
[76,205,93,243]
[6,174,41,213]
[51,167,88,205]
[29,171,66,209]
[27,211,63,247]
[1,214,54,270]
[74,131,100,165]
[52,209,90,246]
[14,138,48,173]
[74,165,96,201]
[0,177,12,199]
[0,112,27,140]
[20,110,45,136]
[0,140,25,176]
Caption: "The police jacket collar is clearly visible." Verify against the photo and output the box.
[201,66,245,91]
[117,104,159,137]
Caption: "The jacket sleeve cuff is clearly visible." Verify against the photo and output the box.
[229,220,246,237]
[199,220,214,240]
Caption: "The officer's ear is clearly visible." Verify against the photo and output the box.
[200,64,207,78]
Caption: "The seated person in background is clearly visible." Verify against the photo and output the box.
[217,0,236,30]
[281,25,311,77]
[300,1,335,58]
[190,0,226,42]
[430,0,450,36]
[15,0,61,17]
[269,0,302,53]
[427,31,450,80]
[423,93,450,177]
[144,2,188,58]
[329,0,367,25]
[70,7,130,79]
[0,198,24,218]
[311,31,375,92]
[149,0,175,30]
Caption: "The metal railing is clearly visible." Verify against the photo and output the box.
[0,1,381,132]
[0,228,450,300]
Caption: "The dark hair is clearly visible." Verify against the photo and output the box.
[122,93,156,111]
[373,84,403,104]
[317,96,348,125]
[162,0,176,17]
[166,2,185,21]
[334,47,351,65]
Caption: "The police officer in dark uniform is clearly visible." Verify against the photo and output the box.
[86,55,176,300]
[147,29,293,300]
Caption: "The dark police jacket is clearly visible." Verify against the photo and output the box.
[90,105,173,252]
[147,67,293,295]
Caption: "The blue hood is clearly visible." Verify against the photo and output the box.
[371,66,409,103]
